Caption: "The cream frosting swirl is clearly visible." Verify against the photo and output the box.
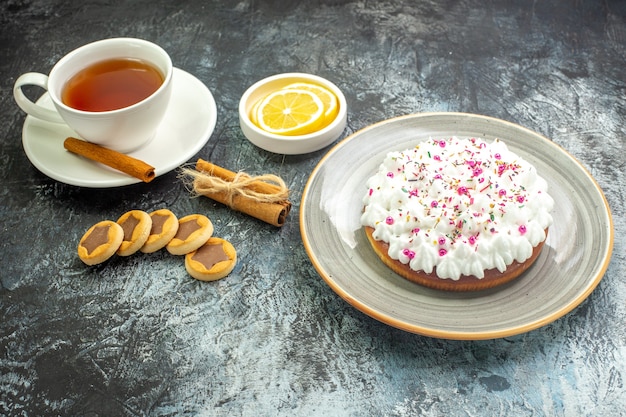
[360,137,554,280]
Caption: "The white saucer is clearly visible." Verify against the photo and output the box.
[21,68,217,188]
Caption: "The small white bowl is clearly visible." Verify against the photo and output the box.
[239,73,347,154]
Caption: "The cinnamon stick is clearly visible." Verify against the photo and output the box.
[191,159,291,227]
[63,137,155,183]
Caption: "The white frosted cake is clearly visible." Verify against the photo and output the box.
[361,137,554,291]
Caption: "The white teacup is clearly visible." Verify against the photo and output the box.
[13,38,173,153]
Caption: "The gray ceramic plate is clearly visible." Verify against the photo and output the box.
[300,112,613,340]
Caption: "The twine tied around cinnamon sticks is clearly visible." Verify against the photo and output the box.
[181,159,292,227]
[193,171,288,206]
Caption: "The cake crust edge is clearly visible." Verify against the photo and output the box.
[364,226,548,292]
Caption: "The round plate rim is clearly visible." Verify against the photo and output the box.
[300,112,614,340]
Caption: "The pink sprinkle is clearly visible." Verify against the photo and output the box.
[467,160,476,168]
[473,168,483,177]
[438,236,446,245]
[519,225,527,235]
[439,248,448,256]
[498,189,507,197]
[439,140,446,148]
[457,186,467,195]
[431,201,438,208]
[411,228,420,234]
[409,189,419,197]
[517,195,525,203]
[434,174,442,180]
[498,165,506,175]
[402,249,416,259]
[494,153,501,160]
[386,216,394,225]
[433,155,441,161]
[468,235,476,245]
[387,172,394,178]
[369,188,373,196]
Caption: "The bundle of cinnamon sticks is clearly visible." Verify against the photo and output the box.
[186,159,291,227]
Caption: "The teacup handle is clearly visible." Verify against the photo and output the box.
[13,72,66,124]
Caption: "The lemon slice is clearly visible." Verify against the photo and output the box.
[283,82,339,123]
[255,89,325,136]
[249,95,262,125]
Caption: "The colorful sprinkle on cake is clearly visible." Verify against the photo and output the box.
[361,137,554,280]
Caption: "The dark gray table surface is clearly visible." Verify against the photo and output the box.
[1,1,625,416]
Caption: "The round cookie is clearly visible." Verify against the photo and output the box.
[78,220,124,265]
[140,209,179,253]
[166,214,214,255]
[185,237,237,281]
[116,210,152,256]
